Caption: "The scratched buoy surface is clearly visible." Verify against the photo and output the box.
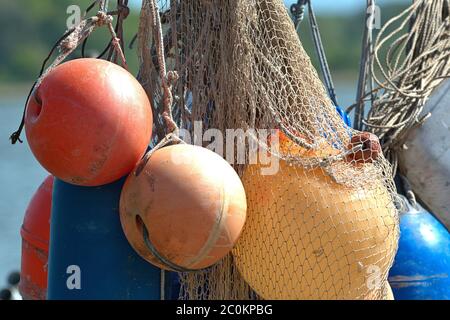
[389,196,450,300]
[25,58,153,187]
[119,144,247,271]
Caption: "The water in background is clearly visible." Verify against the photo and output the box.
[0,96,48,288]
[0,82,356,288]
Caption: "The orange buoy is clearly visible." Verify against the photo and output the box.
[25,58,153,186]
[233,135,398,300]
[19,175,54,300]
[119,144,247,271]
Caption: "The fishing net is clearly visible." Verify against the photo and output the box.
[136,0,400,300]
[7,0,401,301]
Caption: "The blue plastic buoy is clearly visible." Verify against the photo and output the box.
[388,196,450,300]
[335,105,352,128]
[47,177,180,300]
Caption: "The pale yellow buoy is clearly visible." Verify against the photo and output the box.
[233,137,399,300]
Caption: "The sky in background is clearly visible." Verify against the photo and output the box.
[128,0,411,15]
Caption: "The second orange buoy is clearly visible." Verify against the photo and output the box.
[119,144,247,271]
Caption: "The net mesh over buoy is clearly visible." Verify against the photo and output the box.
[138,0,400,300]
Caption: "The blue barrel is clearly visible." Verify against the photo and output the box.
[388,196,450,300]
[47,177,180,300]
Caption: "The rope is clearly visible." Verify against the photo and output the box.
[148,0,179,135]
[306,1,339,107]
[292,0,339,107]
[100,0,110,12]
[137,0,179,144]
[358,0,450,176]
[136,0,167,141]
[81,0,102,58]
[9,27,77,144]
[82,1,130,61]
[399,174,418,208]
[354,0,376,131]
[107,0,130,66]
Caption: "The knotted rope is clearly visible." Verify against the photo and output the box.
[136,0,181,156]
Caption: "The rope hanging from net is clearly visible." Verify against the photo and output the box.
[137,0,181,145]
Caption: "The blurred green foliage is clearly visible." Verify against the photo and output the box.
[0,0,141,82]
[0,0,407,83]
[296,3,407,80]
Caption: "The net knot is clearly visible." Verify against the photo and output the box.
[111,36,121,46]
[9,131,23,144]
[59,34,78,52]
[290,0,307,25]
[96,11,113,27]
[166,71,179,86]
[59,25,84,53]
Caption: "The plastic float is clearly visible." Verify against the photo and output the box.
[11,0,404,301]
[24,58,153,187]
[388,196,450,300]
[233,133,399,299]
[120,144,247,271]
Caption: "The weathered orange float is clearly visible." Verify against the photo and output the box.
[233,131,399,300]
[120,144,247,271]
[19,175,54,300]
[25,58,153,186]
